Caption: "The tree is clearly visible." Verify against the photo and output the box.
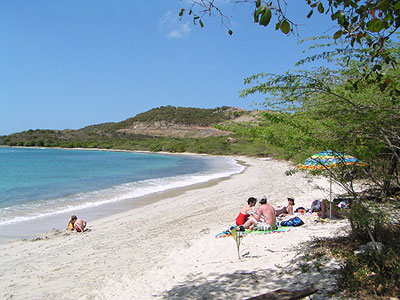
[219,37,400,195]
[181,1,399,84]
[182,1,400,40]
[182,1,400,195]
[216,38,400,250]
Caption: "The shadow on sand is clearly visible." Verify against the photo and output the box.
[160,245,341,300]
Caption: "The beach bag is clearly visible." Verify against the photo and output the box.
[311,200,322,212]
[280,216,304,227]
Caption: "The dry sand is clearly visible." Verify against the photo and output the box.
[0,156,350,300]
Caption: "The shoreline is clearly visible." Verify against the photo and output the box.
[0,144,221,156]
[0,147,246,244]
[0,156,349,300]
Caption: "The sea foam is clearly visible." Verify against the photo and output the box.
[0,157,244,226]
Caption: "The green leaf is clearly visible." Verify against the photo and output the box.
[275,20,282,30]
[280,20,290,34]
[384,13,393,22]
[199,19,204,28]
[256,0,261,8]
[394,2,400,11]
[307,10,313,18]
[332,10,346,25]
[228,29,233,35]
[259,8,272,26]
[317,2,324,13]
[333,30,343,39]
[331,11,340,20]
[254,5,266,23]
[367,19,385,32]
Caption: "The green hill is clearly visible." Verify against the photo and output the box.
[0,106,268,156]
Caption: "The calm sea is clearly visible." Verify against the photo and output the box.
[0,147,243,242]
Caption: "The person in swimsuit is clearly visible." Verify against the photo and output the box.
[275,197,295,217]
[235,197,258,229]
[66,215,87,232]
[318,199,342,219]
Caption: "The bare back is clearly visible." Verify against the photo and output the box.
[239,204,251,215]
[74,218,86,232]
[256,204,276,227]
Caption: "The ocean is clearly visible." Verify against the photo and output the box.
[0,147,244,242]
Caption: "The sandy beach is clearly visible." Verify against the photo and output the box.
[0,156,349,300]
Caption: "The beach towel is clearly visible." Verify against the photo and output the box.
[215,226,292,238]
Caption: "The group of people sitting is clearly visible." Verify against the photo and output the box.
[235,196,340,230]
[235,196,278,230]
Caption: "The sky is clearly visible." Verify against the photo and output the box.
[0,0,335,135]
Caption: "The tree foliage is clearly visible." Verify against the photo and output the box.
[181,0,400,195]
[182,0,399,85]
[222,37,400,195]
[182,1,400,40]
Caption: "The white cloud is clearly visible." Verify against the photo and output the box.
[159,11,192,38]
[167,22,192,38]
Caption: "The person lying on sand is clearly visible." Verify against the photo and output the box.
[254,197,276,229]
[275,197,295,217]
[66,215,87,232]
[236,197,258,230]
[318,199,341,219]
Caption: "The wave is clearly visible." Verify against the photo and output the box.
[0,158,244,226]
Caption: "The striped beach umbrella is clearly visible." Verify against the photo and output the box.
[297,150,366,170]
[297,150,366,218]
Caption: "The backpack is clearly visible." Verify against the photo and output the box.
[311,200,322,212]
[280,216,304,227]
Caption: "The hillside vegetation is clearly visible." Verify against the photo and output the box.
[0,106,269,156]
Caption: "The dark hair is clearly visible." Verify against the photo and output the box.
[287,198,295,204]
[70,215,77,220]
[247,197,257,204]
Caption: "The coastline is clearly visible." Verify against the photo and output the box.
[0,156,349,300]
[0,147,244,244]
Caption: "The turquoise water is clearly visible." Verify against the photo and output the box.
[0,147,243,234]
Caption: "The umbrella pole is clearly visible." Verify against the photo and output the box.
[329,174,332,219]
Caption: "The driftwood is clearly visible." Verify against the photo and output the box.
[246,287,318,300]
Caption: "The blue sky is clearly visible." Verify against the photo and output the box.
[1,0,334,135]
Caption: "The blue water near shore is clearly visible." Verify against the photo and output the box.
[0,147,243,240]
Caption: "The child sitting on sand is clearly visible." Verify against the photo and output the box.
[66,215,87,232]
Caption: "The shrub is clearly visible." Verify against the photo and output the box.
[150,142,162,152]
[171,142,185,153]
[24,141,35,147]
[337,247,400,298]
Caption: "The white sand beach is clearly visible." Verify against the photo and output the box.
[0,156,350,300]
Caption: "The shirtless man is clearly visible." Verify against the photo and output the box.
[254,197,276,228]
[66,215,87,232]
